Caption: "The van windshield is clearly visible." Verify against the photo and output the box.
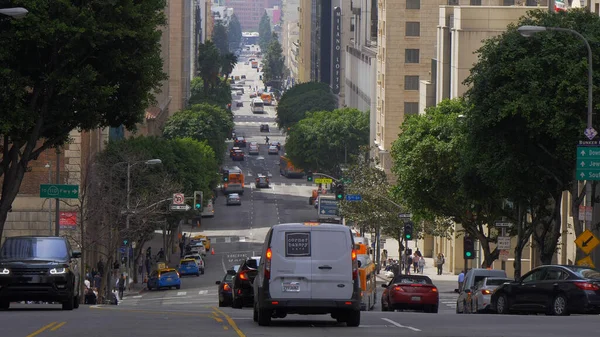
[0,237,69,261]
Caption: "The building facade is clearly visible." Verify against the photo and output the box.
[225,0,268,31]
[281,0,300,86]
[168,0,196,115]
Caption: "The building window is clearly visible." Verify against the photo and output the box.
[404,102,419,115]
[405,49,420,63]
[406,0,420,9]
[406,22,420,37]
[404,76,419,90]
[470,0,482,4]
[503,0,515,5]
[448,0,459,5]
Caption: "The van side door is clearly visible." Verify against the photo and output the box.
[310,227,353,300]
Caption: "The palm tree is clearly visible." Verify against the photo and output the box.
[221,53,238,83]
[197,40,221,96]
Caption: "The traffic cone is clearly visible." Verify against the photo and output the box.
[211,248,215,255]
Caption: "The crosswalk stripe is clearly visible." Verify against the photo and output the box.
[198,290,208,295]
[176,291,186,296]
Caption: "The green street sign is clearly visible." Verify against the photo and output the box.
[576,146,600,181]
[40,184,79,199]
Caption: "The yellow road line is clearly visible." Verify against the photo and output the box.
[50,322,66,331]
[90,306,212,318]
[26,322,57,337]
[213,307,246,337]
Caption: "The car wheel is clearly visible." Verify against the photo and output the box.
[496,293,509,315]
[257,307,271,326]
[219,300,226,308]
[551,294,570,316]
[0,301,9,310]
[196,273,200,277]
[62,295,75,310]
[429,305,438,313]
[232,294,243,309]
[253,303,259,322]
[381,299,388,312]
[74,295,80,309]
[345,310,361,327]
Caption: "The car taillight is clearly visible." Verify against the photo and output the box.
[431,287,438,293]
[481,289,491,295]
[351,249,358,280]
[223,283,231,291]
[574,282,600,291]
[265,248,272,280]
[239,271,249,280]
[256,179,259,183]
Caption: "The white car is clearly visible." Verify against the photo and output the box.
[267,145,278,155]
[248,144,259,155]
[184,254,205,274]
[190,243,206,256]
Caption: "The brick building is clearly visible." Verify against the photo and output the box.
[225,0,268,31]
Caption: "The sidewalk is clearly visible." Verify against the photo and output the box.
[377,257,457,283]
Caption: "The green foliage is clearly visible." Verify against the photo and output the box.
[163,103,233,164]
[258,12,272,51]
[189,77,232,107]
[195,40,237,105]
[262,33,286,90]
[276,82,337,130]
[0,0,167,238]
[285,108,369,175]
[228,14,242,51]
[212,21,229,55]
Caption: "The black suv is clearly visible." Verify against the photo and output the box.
[231,257,260,308]
[0,236,81,310]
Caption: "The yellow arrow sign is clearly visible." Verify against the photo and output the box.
[314,178,333,184]
[574,229,600,255]
[576,255,595,269]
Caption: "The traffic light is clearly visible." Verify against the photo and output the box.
[464,236,475,259]
[306,171,313,182]
[335,183,345,200]
[222,171,229,182]
[404,222,414,240]
[194,191,203,211]
[123,239,128,246]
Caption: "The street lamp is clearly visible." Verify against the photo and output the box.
[112,159,162,282]
[0,7,28,19]
[518,25,594,231]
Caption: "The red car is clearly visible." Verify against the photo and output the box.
[381,275,439,313]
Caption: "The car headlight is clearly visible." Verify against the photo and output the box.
[0,268,10,275]
[49,267,68,275]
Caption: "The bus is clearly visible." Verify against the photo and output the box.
[221,166,244,195]
[260,93,273,105]
[357,255,377,311]
[250,98,264,114]
[251,61,258,69]
[279,156,304,178]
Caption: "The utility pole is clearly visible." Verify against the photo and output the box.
[54,148,60,236]
[45,162,52,235]
[126,162,132,281]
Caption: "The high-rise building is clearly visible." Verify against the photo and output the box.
[281,0,300,86]
[225,0,268,31]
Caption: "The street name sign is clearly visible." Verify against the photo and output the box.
[494,221,513,227]
[576,146,600,181]
[314,178,333,184]
[345,194,362,201]
[497,237,511,250]
[170,204,191,211]
[575,229,600,255]
[40,184,79,199]
[398,213,412,219]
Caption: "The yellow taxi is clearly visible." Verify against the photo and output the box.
[147,268,181,290]
[191,235,211,250]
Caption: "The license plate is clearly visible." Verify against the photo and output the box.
[282,281,300,292]
[167,278,172,281]
[411,296,421,301]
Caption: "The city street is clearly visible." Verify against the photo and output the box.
[2,51,600,337]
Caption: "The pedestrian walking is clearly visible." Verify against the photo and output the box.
[412,253,419,273]
[436,253,445,275]
[418,256,425,274]
[458,270,465,291]
[117,274,126,300]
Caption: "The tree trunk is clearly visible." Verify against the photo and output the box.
[0,146,28,239]
[571,181,586,261]
[474,230,497,268]
[538,193,563,265]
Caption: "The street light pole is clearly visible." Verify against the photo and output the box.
[518,25,594,231]
[0,7,28,19]
[126,162,132,282]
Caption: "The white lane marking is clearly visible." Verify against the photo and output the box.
[239,237,246,242]
[176,291,187,296]
[133,295,143,299]
[225,237,231,243]
[381,318,421,332]
[198,290,208,295]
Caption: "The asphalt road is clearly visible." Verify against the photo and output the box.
[3,51,600,337]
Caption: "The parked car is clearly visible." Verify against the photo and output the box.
[178,258,200,276]
[381,275,439,313]
[491,265,600,315]
[456,268,507,313]
[236,101,243,107]
[260,124,270,132]
[467,277,511,313]
[253,223,361,327]
[183,254,205,274]
[227,193,242,206]
[147,268,181,290]
[0,236,82,310]
[232,256,261,308]
[216,269,237,307]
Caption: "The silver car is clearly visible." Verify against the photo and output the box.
[226,193,242,206]
[469,277,512,313]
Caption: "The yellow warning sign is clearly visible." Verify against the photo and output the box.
[576,255,595,269]
[574,229,600,255]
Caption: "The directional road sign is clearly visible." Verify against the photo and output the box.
[172,193,185,205]
[576,255,595,268]
[345,194,362,201]
[314,178,333,184]
[575,229,600,255]
[494,221,513,227]
[576,146,600,181]
[40,184,79,199]
[170,204,191,211]
[398,213,412,219]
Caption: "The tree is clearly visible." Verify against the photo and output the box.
[285,108,369,175]
[262,33,286,90]
[463,9,600,265]
[276,82,338,130]
[0,0,167,239]
[228,14,242,51]
[258,12,272,52]
[163,103,234,164]
[196,40,237,104]
[221,53,239,82]
[212,21,230,55]
[391,99,505,267]
[197,40,224,96]
[189,77,232,108]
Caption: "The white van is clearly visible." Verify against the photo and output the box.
[252,223,361,326]
[201,199,214,218]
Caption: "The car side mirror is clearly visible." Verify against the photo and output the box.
[215,281,221,285]
[72,251,82,259]
[381,284,388,288]
[246,259,258,269]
